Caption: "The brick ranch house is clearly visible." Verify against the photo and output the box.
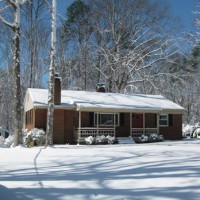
[24,77,184,144]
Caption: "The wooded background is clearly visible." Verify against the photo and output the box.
[0,0,199,133]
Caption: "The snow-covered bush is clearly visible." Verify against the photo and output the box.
[140,134,149,142]
[192,128,200,138]
[158,135,165,142]
[148,134,164,142]
[85,135,116,145]
[24,128,46,147]
[106,135,115,144]
[96,135,108,144]
[148,134,158,142]
[182,123,200,138]
[4,135,14,147]
[85,136,95,144]
[134,134,164,143]
[182,124,194,137]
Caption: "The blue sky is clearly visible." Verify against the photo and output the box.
[57,0,196,31]
[164,0,196,30]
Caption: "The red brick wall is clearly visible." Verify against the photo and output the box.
[34,109,77,144]
[54,78,61,105]
[73,112,90,127]
[145,113,156,128]
[64,110,75,144]
[35,109,47,131]
[80,112,90,127]
[34,109,75,144]
[73,112,79,127]
[28,109,183,143]
[53,109,64,144]
[160,114,182,140]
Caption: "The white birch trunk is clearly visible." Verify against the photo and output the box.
[13,1,22,146]
[46,0,56,146]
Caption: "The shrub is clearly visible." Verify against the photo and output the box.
[134,134,164,143]
[106,135,115,144]
[24,128,46,147]
[4,135,14,147]
[85,135,116,145]
[85,136,95,145]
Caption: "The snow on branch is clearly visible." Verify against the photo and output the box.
[0,15,15,29]
[0,4,11,11]
[7,0,17,9]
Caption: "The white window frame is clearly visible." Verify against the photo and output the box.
[159,114,168,127]
[94,113,120,126]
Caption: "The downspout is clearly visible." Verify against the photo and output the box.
[114,113,116,138]
[143,113,145,135]
[130,113,132,137]
[97,112,99,136]
[78,111,81,144]
[157,113,160,135]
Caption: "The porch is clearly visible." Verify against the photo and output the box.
[74,112,160,143]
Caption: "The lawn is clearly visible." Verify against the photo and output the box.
[0,139,200,200]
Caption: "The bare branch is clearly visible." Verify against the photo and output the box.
[7,0,17,9]
[0,15,15,29]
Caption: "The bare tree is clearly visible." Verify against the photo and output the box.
[63,0,93,90]
[89,0,182,93]
[0,0,27,146]
[20,0,50,89]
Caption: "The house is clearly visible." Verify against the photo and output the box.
[24,76,184,144]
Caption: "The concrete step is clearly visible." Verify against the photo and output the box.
[117,137,135,144]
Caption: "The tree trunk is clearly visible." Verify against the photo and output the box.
[13,3,22,147]
[46,0,56,146]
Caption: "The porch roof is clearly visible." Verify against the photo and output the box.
[26,88,184,114]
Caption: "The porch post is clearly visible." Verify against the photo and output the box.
[97,112,99,136]
[114,113,116,138]
[130,113,132,137]
[143,113,145,135]
[78,111,81,144]
[157,113,160,135]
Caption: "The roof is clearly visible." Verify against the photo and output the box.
[24,88,184,114]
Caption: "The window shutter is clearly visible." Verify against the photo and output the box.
[169,114,173,126]
[120,113,124,126]
[155,114,157,127]
[89,112,94,126]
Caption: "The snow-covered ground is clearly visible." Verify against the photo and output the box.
[1,140,200,200]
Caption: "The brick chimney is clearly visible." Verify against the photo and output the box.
[96,83,106,93]
[54,72,61,105]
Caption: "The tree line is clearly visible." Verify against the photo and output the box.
[0,0,199,145]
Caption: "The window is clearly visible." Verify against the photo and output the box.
[159,114,168,126]
[26,109,33,125]
[94,113,119,126]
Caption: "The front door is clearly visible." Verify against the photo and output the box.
[132,114,143,128]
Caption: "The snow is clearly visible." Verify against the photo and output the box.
[182,123,200,137]
[1,140,200,200]
[27,89,184,113]
[85,135,116,144]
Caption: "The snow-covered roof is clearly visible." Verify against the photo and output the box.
[25,88,184,114]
